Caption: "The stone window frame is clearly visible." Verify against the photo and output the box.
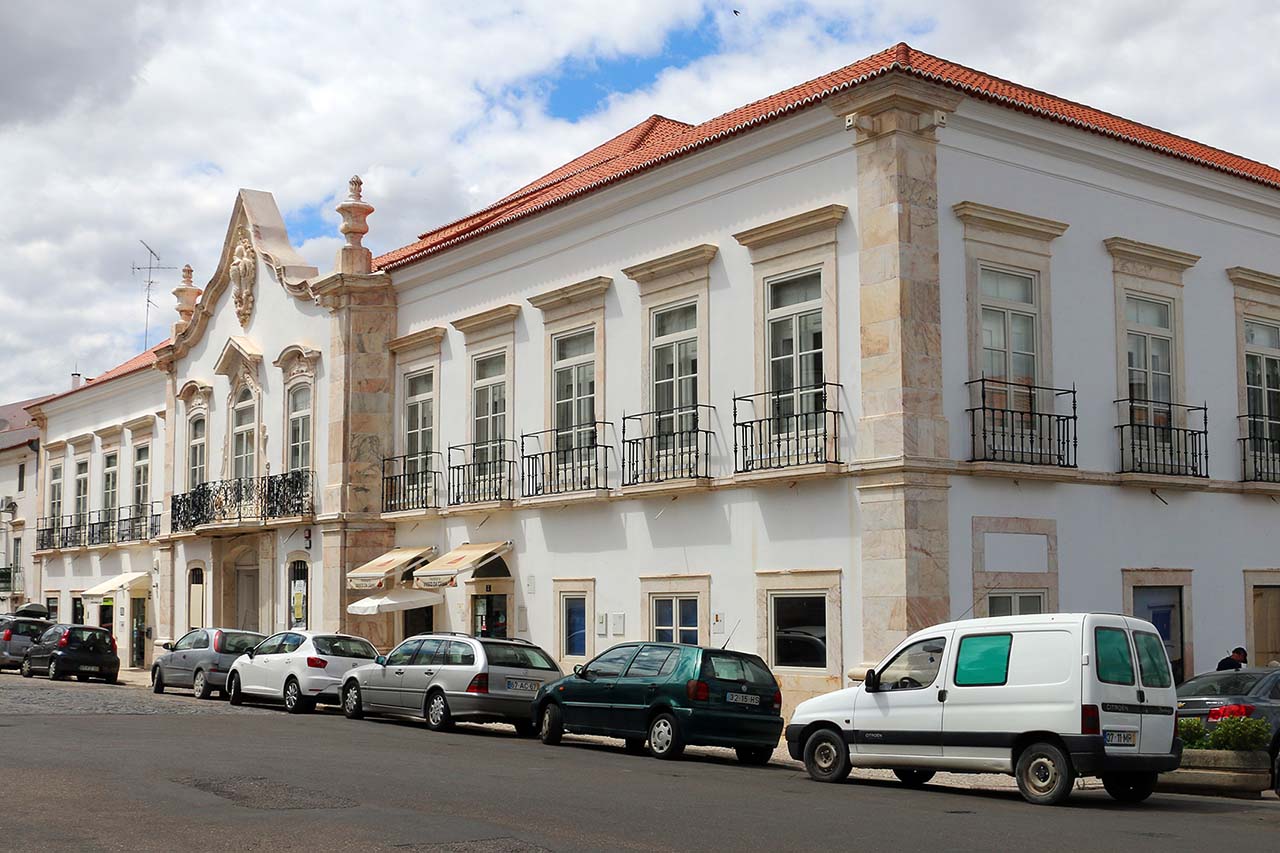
[551,576,596,667]
[639,574,711,647]
[1121,567,1194,677]
[755,568,843,683]
[969,516,1059,618]
[177,381,212,491]
[273,345,320,476]
[390,327,447,462]
[528,277,610,435]
[1227,267,1280,444]
[451,305,521,453]
[1243,568,1280,666]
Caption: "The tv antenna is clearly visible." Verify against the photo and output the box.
[131,240,177,348]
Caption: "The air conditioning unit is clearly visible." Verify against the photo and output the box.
[1,496,15,514]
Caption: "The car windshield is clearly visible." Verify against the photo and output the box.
[481,641,557,671]
[220,631,265,654]
[702,651,777,686]
[1177,672,1263,697]
[69,628,112,649]
[312,636,377,659]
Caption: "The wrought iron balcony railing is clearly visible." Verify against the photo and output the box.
[1115,398,1208,478]
[448,440,518,505]
[733,382,842,473]
[1240,415,1280,483]
[965,377,1078,468]
[382,452,445,513]
[622,405,714,486]
[521,423,612,497]
[86,503,163,545]
[171,470,315,532]
[0,565,19,593]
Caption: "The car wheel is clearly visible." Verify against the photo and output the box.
[624,737,647,754]
[101,675,119,685]
[192,670,212,700]
[342,681,364,720]
[283,677,313,714]
[152,668,165,694]
[20,658,33,678]
[227,672,244,706]
[513,719,536,738]
[47,658,62,681]
[735,746,773,766]
[539,703,564,745]
[1015,741,1076,806]
[803,727,851,783]
[646,712,685,760]
[893,769,936,788]
[1101,772,1157,804]
[424,690,453,731]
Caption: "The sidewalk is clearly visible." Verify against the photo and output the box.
[117,668,152,688]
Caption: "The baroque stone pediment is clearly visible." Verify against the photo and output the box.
[213,336,264,387]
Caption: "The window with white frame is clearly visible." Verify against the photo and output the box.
[102,452,118,516]
[48,463,62,518]
[652,303,698,446]
[1244,319,1280,446]
[472,353,507,467]
[132,445,150,508]
[770,592,828,669]
[405,371,434,469]
[652,595,698,645]
[188,417,206,488]
[988,590,1045,617]
[73,459,89,525]
[287,385,312,472]
[232,387,256,479]
[766,270,824,425]
[979,266,1038,410]
[1125,295,1175,433]
[553,329,595,457]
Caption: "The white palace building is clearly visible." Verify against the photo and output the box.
[5,44,1280,707]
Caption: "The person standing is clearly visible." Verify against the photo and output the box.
[1216,647,1248,671]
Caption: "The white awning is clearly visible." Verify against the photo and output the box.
[79,572,149,601]
[346,546,437,590]
[412,541,512,589]
[346,588,445,616]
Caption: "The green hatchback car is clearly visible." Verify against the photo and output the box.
[532,642,784,764]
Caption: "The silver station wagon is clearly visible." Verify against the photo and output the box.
[341,633,561,735]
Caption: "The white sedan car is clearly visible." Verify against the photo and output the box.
[227,630,379,713]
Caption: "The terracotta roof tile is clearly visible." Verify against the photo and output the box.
[376,43,1280,272]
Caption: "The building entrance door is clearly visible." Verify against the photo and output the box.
[472,594,507,638]
[236,569,259,632]
[1132,586,1185,683]
[404,605,433,637]
[1253,586,1280,666]
[130,597,146,668]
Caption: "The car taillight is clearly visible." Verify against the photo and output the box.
[1208,703,1254,721]
[111,635,118,655]
[466,673,488,694]
[1081,704,1100,735]
[213,630,223,653]
[306,657,328,669]
[771,689,783,711]
[686,679,709,701]
[1,629,10,642]
[57,630,70,648]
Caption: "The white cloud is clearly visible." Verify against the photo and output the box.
[2,1,1277,402]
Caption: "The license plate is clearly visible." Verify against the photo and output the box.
[727,692,760,706]
[506,679,538,693]
[81,665,99,672]
[1104,730,1136,747]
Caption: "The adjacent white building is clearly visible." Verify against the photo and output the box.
[0,395,45,613]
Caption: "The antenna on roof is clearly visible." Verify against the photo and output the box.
[131,240,178,348]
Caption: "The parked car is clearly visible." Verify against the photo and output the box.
[152,627,266,699]
[226,630,378,713]
[786,613,1182,805]
[0,616,53,670]
[1175,668,1280,792]
[341,633,561,735]
[20,623,120,683]
[533,642,784,764]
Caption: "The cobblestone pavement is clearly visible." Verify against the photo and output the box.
[0,670,272,716]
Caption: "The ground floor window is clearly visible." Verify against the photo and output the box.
[72,596,84,625]
[45,595,59,621]
[562,594,586,657]
[472,593,508,638]
[403,605,433,637]
[770,593,827,668]
[188,566,205,630]
[288,561,308,629]
[987,590,1045,618]
[653,596,698,645]
[1131,585,1185,684]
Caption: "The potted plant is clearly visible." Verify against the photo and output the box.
[1158,716,1274,798]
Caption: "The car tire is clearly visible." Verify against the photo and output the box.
[1015,741,1076,806]
[539,703,564,745]
[803,727,851,783]
[47,658,62,681]
[227,672,244,706]
[1101,771,1157,804]
[735,746,773,766]
[192,670,212,700]
[424,690,454,731]
[1272,748,1280,797]
[646,712,685,760]
[624,737,647,754]
[893,769,936,787]
[513,719,536,738]
[152,668,165,694]
[342,681,364,720]
[20,658,33,678]
[101,675,119,685]
[283,677,313,714]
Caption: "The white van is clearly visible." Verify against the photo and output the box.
[785,613,1182,805]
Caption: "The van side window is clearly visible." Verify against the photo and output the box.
[878,637,946,691]
[1094,627,1135,685]
[1132,632,1172,688]
[954,634,1013,687]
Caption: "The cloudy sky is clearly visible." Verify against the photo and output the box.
[2,0,1277,403]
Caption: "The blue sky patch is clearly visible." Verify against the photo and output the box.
[285,201,335,244]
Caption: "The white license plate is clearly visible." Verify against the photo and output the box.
[727,692,760,706]
[506,679,538,693]
[1104,730,1136,747]
[80,665,99,672]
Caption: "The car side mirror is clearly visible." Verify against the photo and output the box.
[161,642,173,651]
[864,668,880,692]
[246,648,256,659]
[376,655,387,666]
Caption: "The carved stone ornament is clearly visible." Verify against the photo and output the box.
[230,227,257,328]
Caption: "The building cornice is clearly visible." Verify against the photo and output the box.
[528,276,612,311]
[389,326,447,354]
[1103,237,1200,272]
[952,201,1069,242]
[1227,266,1280,297]
[732,205,847,250]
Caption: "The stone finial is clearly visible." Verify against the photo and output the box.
[172,263,202,334]
[336,174,374,275]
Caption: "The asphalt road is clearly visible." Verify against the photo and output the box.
[1,674,1277,852]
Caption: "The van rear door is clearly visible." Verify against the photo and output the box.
[1127,619,1177,755]
[1088,618,1142,755]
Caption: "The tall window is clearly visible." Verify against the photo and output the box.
[1125,295,1175,432]
[652,596,698,645]
[17,462,24,493]
[1244,319,1280,447]
[188,417,206,488]
[232,387,256,479]
[102,452,118,516]
[12,536,21,570]
[133,445,150,509]
[48,463,62,518]
[553,330,595,456]
[288,386,312,472]
[980,267,1038,410]
[767,271,823,423]
[652,303,698,445]
[73,460,89,525]
[405,371,434,473]
[188,566,205,630]
[472,353,507,467]
[562,594,586,658]
[288,560,309,629]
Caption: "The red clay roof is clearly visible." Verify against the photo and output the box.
[376,42,1280,272]
[0,394,51,451]
[31,339,169,409]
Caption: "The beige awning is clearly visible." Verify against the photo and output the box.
[412,541,511,589]
[346,588,445,616]
[346,546,437,591]
[79,572,149,600]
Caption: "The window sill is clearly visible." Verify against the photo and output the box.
[724,462,843,487]
[381,507,443,523]
[615,478,712,499]
[517,490,611,510]
[439,500,515,517]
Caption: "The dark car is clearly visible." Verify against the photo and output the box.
[533,642,784,764]
[1,616,53,669]
[152,627,266,699]
[21,624,120,683]
[1176,668,1280,793]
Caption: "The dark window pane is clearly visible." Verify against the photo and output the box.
[624,646,675,678]
[772,596,826,668]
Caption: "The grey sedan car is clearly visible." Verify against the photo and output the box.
[341,634,561,735]
[0,616,53,669]
[1176,668,1280,792]
[152,627,266,699]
